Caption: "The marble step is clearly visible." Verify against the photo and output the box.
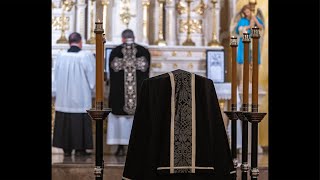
[52,154,268,180]
[52,164,268,180]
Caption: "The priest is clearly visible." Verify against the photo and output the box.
[122,69,235,180]
[106,29,151,156]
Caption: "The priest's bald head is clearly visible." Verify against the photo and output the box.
[68,32,83,49]
[121,29,135,44]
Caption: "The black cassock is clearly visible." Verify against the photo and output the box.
[108,43,150,115]
[122,70,235,180]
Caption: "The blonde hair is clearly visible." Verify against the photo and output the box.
[241,4,251,17]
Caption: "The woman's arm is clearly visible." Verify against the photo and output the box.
[252,16,263,29]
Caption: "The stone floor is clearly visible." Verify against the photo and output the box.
[52,151,268,180]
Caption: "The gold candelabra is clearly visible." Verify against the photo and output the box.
[87,0,96,44]
[155,0,167,46]
[102,0,110,42]
[56,0,75,44]
[182,0,195,46]
[120,0,135,28]
[176,0,187,15]
[193,0,207,15]
[207,0,220,46]
[142,0,150,44]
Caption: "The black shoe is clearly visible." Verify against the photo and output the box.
[63,149,72,157]
[75,150,92,156]
[115,145,125,156]
[64,152,71,157]
[63,156,72,163]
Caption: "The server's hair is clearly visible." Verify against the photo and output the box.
[68,32,82,44]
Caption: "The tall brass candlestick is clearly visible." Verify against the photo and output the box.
[94,21,104,106]
[240,31,250,180]
[182,0,195,46]
[251,26,260,112]
[242,32,250,106]
[56,0,75,44]
[155,0,167,46]
[230,36,239,176]
[87,20,112,180]
[56,4,68,43]
[231,36,238,106]
[246,25,262,180]
[208,0,220,46]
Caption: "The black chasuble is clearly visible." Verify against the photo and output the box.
[109,43,150,115]
[122,70,235,180]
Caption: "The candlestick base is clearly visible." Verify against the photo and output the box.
[155,39,167,46]
[235,111,248,122]
[208,39,220,47]
[233,158,238,169]
[56,35,68,44]
[87,108,112,121]
[224,111,239,121]
[243,112,266,123]
[183,38,195,46]
[86,37,96,44]
[94,166,103,177]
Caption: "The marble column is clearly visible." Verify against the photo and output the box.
[165,0,177,45]
[129,0,138,37]
[142,0,150,44]
[230,0,237,17]
[206,0,221,44]
[86,0,97,44]
[214,0,221,42]
[111,1,121,43]
[75,0,87,41]
[134,0,145,43]
[102,0,110,41]
[153,0,159,44]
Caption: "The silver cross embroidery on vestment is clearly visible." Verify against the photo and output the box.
[111,44,148,115]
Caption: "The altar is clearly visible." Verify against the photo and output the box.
[52,43,266,129]
[52,0,234,104]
